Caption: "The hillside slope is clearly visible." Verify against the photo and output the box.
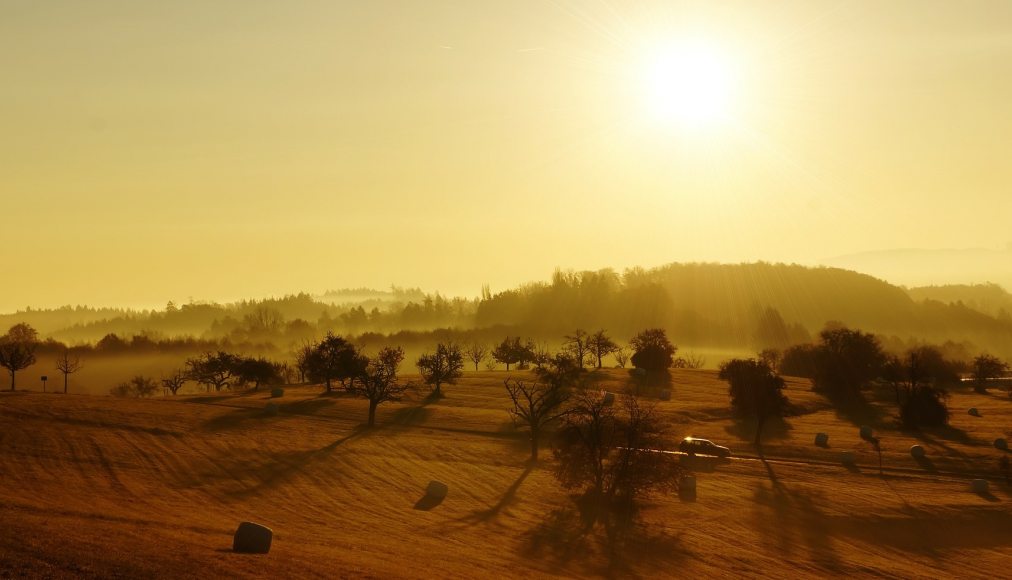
[1,370,1010,578]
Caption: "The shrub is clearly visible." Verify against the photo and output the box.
[271,387,284,398]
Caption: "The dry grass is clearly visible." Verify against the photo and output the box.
[1,369,1010,578]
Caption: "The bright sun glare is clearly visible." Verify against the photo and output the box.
[640,42,736,130]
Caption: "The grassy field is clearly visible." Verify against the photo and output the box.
[1,369,1010,578]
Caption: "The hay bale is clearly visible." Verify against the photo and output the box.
[602,391,616,406]
[271,388,284,398]
[659,390,671,401]
[967,407,979,417]
[233,522,273,554]
[632,368,647,377]
[264,403,279,417]
[971,479,989,494]
[909,445,926,459]
[840,451,856,465]
[994,438,1008,451]
[814,433,829,447]
[426,480,448,499]
[859,426,874,440]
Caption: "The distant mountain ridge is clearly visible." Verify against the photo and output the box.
[822,246,1012,290]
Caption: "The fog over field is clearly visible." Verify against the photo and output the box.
[2,1,1011,578]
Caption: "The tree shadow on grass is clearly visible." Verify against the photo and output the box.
[454,464,534,523]
[201,407,262,431]
[278,398,334,416]
[723,416,792,444]
[751,471,840,570]
[822,391,889,430]
[212,427,369,498]
[523,500,688,577]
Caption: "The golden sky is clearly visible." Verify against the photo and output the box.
[2,1,1011,311]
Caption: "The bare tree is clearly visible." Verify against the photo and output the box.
[971,354,1008,394]
[185,351,242,392]
[586,329,619,369]
[54,348,83,394]
[464,342,489,371]
[416,342,464,396]
[0,323,39,391]
[161,370,188,396]
[554,393,684,517]
[349,346,409,427]
[562,329,591,369]
[506,377,570,461]
[614,347,629,368]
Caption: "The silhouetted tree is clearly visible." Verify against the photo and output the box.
[110,375,158,398]
[416,342,464,396]
[185,351,243,392]
[718,358,788,449]
[492,336,523,371]
[0,323,39,391]
[236,356,283,391]
[812,327,885,398]
[779,343,818,378]
[54,348,83,394]
[629,328,676,372]
[161,370,188,396]
[349,346,408,427]
[971,354,1008,393]
[305,332,365,392]
[464,342,489,371]
[562,329,592,369]
[586,329,619,369]
[614,347,629,368]
[506,375,570,461]
[757,348,781,371]
[900,386,950,428]
[554,393,684,518]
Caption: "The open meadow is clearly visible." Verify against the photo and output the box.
[1,369,1010,578]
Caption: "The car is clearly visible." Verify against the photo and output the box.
[678,437,732,458]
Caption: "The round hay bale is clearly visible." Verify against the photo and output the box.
[814,433,829,447]
[264,403,279,417]
[426,480,449,500]
[971,479,989,494]
[659,390,671,401]
[632,368,647,377]
[859,426,874,440]
[270,387,284,398]
[967,407,979,417]
[233,521,273,554]
[840,451,856,465]
[994,438,1008,451]
[909,445,926,459]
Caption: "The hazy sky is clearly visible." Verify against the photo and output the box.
[3,1,1011,311]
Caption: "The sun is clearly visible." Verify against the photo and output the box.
[639,42,737,129]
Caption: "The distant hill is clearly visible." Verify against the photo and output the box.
[2,262,1011,357]
[822,246,1012,289]
[907,283,1012,318]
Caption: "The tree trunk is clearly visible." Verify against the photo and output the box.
[64,373,68,394]
[530,428,539,461]
[326,378,332,393]
[368,400,377,427]
[10,370,15,391]
[755,415,765,451]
